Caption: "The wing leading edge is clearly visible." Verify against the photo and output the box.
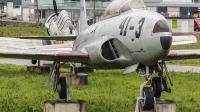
[172,35,197,45]
[0,49,89,63]
[166,49,200,61]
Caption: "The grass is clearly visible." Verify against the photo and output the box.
[0,21,48,37]
[0,64,200,112]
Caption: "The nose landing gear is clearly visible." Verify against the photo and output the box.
[135,62,173,112]
[135,66,156,112]
[151,61,172,99]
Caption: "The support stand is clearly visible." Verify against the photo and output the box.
[44,99,85,112]
[27,66,50,73]
[61,73,88,86]
[134,99,176,112]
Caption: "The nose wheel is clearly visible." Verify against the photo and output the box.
[135,66,156,112]
[140,87,154,110]
[151,77,162,98]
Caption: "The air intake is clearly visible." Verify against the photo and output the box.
[101,40,119,60]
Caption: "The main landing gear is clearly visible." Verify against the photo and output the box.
[135,61,173,112]
[45,61,71,100]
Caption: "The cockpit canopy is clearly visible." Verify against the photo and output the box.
[102,0,146,19]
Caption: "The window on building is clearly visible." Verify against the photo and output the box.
[180,7,188,17]
[172,20,177,29]
[158,6,167,13]
[189,7,198,17]
[14,6,19,8]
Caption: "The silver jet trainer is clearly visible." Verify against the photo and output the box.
[0,0,198,111]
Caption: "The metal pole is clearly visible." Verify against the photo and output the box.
[36,0,39,22]
[93,0,95,23]
[0,5,2,19]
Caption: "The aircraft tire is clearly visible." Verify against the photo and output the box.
[140,87,154,110]
[151,77,162,98]
[58,77,66,99]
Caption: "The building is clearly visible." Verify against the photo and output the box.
[0,0,21,17]
[143,0,200,32]
[21,0,34,21]
[0,0,200,32]
[35,0,111,21]
[144,0,200,18]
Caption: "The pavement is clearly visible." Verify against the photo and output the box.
[0,59,200,73]
[0,59,51,66]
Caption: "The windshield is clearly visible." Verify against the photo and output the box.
[153,20,171,33]
[130,0,146,10]
[102,0,146,19]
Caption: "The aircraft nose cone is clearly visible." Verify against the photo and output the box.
[160,36,172,51]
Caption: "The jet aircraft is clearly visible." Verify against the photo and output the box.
[0,0,198,111]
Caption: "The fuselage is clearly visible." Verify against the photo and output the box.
[73,9,172,69]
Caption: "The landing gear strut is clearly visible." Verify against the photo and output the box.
[135,61,173,112]
[45,61,70,100]
[151,61,172,98]
[135,66,156,112]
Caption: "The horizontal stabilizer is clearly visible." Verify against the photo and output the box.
[16,35,77,41]
[172,35,197,45]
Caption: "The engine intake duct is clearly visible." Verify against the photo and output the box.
[101,40,119,60]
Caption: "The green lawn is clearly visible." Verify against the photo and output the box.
[0,21,47,37]
[0,64,200,112]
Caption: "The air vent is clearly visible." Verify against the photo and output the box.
[108,40,119,58]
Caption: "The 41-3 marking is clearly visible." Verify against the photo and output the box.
[119,16,145,39]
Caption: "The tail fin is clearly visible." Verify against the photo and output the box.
[79,0,89,33]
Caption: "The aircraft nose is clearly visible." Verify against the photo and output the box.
[160,36,172,51]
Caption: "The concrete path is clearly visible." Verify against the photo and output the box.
[167,65,200,73]
[0,59,51,66]
[0,59,200,73]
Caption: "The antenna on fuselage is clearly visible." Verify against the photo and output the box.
[53,0,58,16]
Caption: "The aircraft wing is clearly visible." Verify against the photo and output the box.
[30,41,73,50]
[0,49,89,63]
[16,35,77,41]
[166,49,200,61]
[172,35,197,45]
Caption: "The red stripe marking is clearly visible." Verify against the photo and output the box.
[168,53,198,57]
[167,54,178,57]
